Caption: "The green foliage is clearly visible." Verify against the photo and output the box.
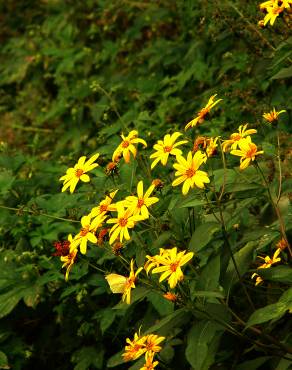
[0,0,292,369]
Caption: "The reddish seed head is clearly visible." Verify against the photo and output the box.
[53,240,71,256]
[122,140,130,148]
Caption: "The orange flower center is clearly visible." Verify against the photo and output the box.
[137,198,144,208]
[75,168,84,177]
[170,261,179,272]
[119,217,128,227]
[185,168,195,178]
[231,133,241,141]
[272,7,283,14]
[100,204,108,212]
[80,226,90,236]
[198,108,209,119]
[122,140,130,148]
[246,144,257,158]
[164,145,172,152]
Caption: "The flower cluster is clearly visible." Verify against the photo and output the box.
[123,330,165,370]
[258,0,291,26]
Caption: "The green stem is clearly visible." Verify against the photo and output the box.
[0,205,80,223]
[254,161,292,257]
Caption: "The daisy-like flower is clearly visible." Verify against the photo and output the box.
[150,132,187,169]
[230,137,264,170]
[263,3,285,25]
[147,247,194,289]
[263,108,286,123]
[60,235,78,281]
[123,332,147,362]
[144,248,169,274]
[71,214,106,254]
[112,130,147,163]
[90,190,118,218]
[251,248,281,286]
[107,204,145,244]
[144,334,165,355]
[59,153,99,193]
[140,352,159,370]
[172,151,210,195]
[105,259,143,304]
[257,248,281,269]
[185,94,222,130]
[124,181,159,218]
[222,124,257,152]
[206,137,219,157]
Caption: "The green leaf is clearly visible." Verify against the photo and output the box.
[245,302,287,328]
[145,308,190,336]
[107,351,124,368]
[0,351,9,369]
[236,357,272,370]
[186,320,223,370]
[257,266,292,284]
[272,66,292,79]
[246,287,292,328]
[195,255,221,299]
[222,242,255,291]
[147,291,174,316]
[100,309,116,334]
[189,222,221,253]
[190,290,225,299]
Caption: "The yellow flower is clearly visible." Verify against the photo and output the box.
[263,108,286,123]
[230,137,264,170]
[60,235,78,281]
[206,137,219,157]
[251,248,281,286]
[59,153,99,193]
[107,204,145,244]
[112,130,147,163]
[259,0,276,10]
[144,334,165,355]
[144,248,169,274]
[172,151,210,195]
[105,259,143,304]
[90,190,118,218]
[124,181,159,218]
[251,273,264,286]
[185,94,222,130]
[147,247,194,289]
[263,3,285,25]
[222,124,257,152]
[71,214,106,254]
[150,132,187,169]
[140,352,159,370]
[123,332,147,362]
[257,248,281,269]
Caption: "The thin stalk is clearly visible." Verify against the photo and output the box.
[96,84,127,130]
[254,161,292,257]
[276,131,282,204]
[0,205,80,223]
[216,200,256,311]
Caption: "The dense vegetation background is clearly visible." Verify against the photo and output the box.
[0,1,291,369]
